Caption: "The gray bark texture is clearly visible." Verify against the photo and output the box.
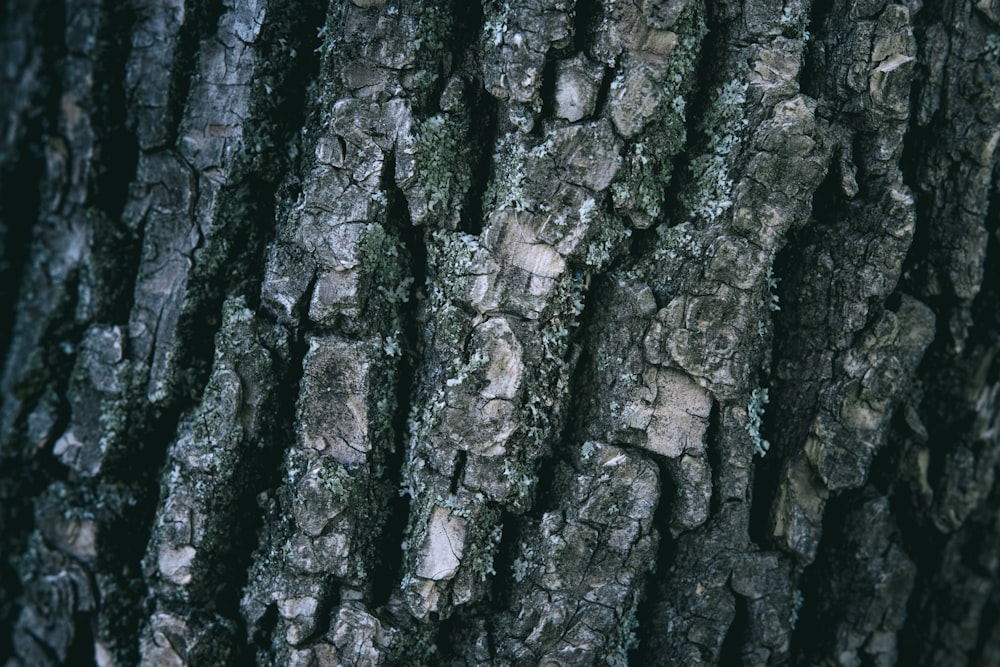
[1,0,998,664]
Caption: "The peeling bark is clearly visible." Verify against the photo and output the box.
[1,0,998,665]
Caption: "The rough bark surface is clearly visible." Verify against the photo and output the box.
[0,0,997,665]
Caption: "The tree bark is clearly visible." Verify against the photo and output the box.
[1,0,998,665]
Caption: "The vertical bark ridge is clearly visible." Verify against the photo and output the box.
[617,0,828,656]
[0,0,70,448]
[768,0,999,661]
[242,2,464,663]
[895,129,999,667]
[1,0,326,662]
[0,2,60,653]
[134,0,328,652]
[0,0,998,664]
[0,1,143,663]
[386,0,671,660]
[139,300,290,666]
[0,0,56,368]
[103,1,305,660]
[761,0,936,659]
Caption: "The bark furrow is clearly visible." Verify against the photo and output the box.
[0,0,998,665]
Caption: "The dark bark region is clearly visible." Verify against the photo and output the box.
[0,0,997,665]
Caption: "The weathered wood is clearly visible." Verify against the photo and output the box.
[0,0,997,664]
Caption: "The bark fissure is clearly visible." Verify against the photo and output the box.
[719,591,749,665]
[457,85,498,236]
[572,0,599,52]
[2,0,999,664]
[372,161,425,609]
[90,0,138,227]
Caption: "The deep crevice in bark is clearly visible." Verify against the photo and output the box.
[250,602,279,667]
[0,0,63,373]
[626,202,663,260]
[969,182,1000,351]
[490,510,524,609]
[573,0,600,53]
[434,611,458,661]
[0,133,44,372]
[912,318,989,491]
[899,525,974,665]
[891,469,947,567]
[66,610,97,667]
[538,54,559,124]
[91,0,137,226]
[719,592,748,666]
[749,413,784,549]
[449,450,468,494]
[971,589,1000,666]
[370,153,426,609]
[88,212,142,326]
[630,460,678,664]
[786,493,846,664]
[706,398,724,514]
[799,0,835,95]
[591,62,615,118]
[787,538,826,664]
[83,0,141,320]
[748,240,808,549]
[96,483,162,665]
[868,410,907,495]
[458,82,497,236]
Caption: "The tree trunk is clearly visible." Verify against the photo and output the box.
[1,0,998,664]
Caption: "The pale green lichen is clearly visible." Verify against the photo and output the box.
[502,456,536,503]
[646,222,705,270]
[486,134,533,212]
[482,0,511,47]
[604,588,643,667]
[790,589,804,626]
[444,348,490,388]
[684,78,750,225]
[468,520,503,582]
[747,387,771,457]
[778,0,811,39]
[486,132,579,214]
[383,624,437,667]
[410,2,454,108]
[582,212,632,270]
[358,222,413,339]
[432,492,503,581]
[511,544,536,582]
[316,458,356,498]
[414,111,472,226]
[987,33,1000,58]
[766,263,781,311]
